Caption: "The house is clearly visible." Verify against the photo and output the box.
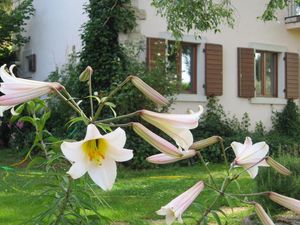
[19,0,300,129]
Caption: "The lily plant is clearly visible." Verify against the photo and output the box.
[0,64,299,225]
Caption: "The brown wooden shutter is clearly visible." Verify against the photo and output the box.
[205,43,223,96]
[146,38,166,70]
[285,52,299,99]
[237,48,255,98]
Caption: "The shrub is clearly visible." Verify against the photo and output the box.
[271,99,300,138]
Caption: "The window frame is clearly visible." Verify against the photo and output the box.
[167,41,198,94]
[255,50,278,98]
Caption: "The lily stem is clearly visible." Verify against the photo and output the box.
[92,76,132,122]
[88,77,94,118]
[196,176,233,224]
[227,191,269,197]
[220,139,229,172]
[197,152,217,188]
[95,111,139,124]
[54,176,72,225]
[53,88,89,123]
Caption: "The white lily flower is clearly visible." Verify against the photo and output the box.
[157,181,204,225]
[61,124,133,191]
[231,137,269,178]
[140,105,203,150]
[0,64,62,116]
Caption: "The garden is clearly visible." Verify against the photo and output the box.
[0,0,300,224]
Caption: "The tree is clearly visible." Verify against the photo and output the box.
[0,0,34,64]
[151,0,300,39]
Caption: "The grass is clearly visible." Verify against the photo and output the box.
[0,148,256,224]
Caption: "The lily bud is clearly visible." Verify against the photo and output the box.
[254,203,275,225]
[79,66,93,82]
[147,150,196,164]
[266,157,292,176]
[132,122,183,157]
[268,192,300,214]
[191,136,221,150]
[131,76,169,106]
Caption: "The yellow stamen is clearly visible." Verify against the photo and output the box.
[82,138,108,164]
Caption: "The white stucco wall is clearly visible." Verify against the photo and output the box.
[137,0,300,129]
[20,0,88,81]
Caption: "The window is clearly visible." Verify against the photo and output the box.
[255,51,277,97]
[167,42,197,94]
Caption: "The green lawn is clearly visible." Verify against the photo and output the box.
[0,148,256,225]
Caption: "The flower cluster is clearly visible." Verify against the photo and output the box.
[2,63,300,225]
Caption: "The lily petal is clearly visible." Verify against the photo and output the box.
[106,144,133,162]
[67,162,88,179]
[84,124,102,141]
[243,164,259,179]
[88,159,116,191]
[61,141,85,162]
[104,127,126,148]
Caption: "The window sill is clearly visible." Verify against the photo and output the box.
[250,97,287,105]
[175,94,207,102]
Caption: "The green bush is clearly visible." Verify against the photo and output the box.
[271,99,300,137]
[256,154,300,212]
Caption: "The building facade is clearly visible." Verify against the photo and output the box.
[20,0,300,129]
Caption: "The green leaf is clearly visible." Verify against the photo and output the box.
[19,116,36,125]
[210,210,222,225]
[26,156,46,169]
[203,216,209,225]
[96,123,112,133]
[224,195,234,209]
[40,111,51,127]
[26,100,36,114]
[10,104,25,123]
[0,166,15,171]
[66,116,86,128]
[233,179,241,191]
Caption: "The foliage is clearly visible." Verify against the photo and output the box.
[151,0,299,39]
[260,0,300,21]
[77,0,136,111]
[0,0,34,64]
[8,99,53,162]
[271,99,300,138]
[151,0,235,39]
[192,97,250,162]
[256,154,300,212]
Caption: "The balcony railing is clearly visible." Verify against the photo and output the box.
[285,0,300,24]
